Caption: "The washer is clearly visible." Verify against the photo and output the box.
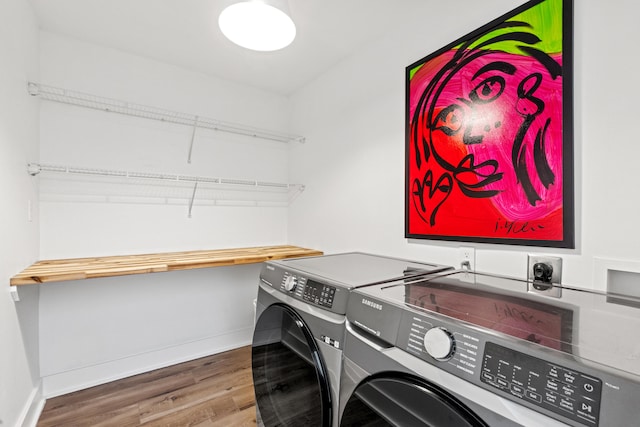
[340,270,640,426]
[251,252,452,427]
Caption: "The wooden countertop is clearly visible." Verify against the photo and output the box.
[10,245,323,286]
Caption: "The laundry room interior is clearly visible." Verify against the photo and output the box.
[2,0,640,426]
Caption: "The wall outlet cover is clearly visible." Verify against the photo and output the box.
[458,246,475,271]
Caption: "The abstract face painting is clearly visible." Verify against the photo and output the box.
[406,0,573,247]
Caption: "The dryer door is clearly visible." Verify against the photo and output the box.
[252,303,332,427]
[340,373,488,427]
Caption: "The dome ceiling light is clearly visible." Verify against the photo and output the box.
[218,0,296,52]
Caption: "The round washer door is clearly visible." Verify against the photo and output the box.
[252,303,332,427]
[340,373,489,427]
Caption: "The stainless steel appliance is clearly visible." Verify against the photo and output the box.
[251,253,452,427]
[340,270,640,426]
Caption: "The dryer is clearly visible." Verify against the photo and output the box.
[252,253,451,427]
[340,270,640,426]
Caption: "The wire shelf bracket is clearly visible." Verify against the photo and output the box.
[187,117,198,164]
[188,181,198,218]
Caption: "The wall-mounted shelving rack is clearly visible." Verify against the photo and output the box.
[27,82,307,212]
[28,163,305,214]
[27,82,305,163]
[28,82,305,143]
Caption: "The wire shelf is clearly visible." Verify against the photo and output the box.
[28,163,305,212]
[27,82,305,144]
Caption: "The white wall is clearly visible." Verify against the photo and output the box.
[39,264,261,397]
[288,0,640,291]
[36,33,294,396]
[38,31,292,258]
[0,0,42,426]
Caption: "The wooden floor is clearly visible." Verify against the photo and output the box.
[37,346,257,427]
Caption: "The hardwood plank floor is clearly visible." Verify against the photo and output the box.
[37,346,257,427]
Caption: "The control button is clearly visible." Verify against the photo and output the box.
[546,379,559,392]
[545,391,559,405]
[561,384,576,398]
[496,378,509,389]
[584,383,594,393]
[578,400,595,417]
[423,327,455,361]
[511,384,524,396]
[559,398,574,412]
[525,390,542,403]
[283,275,298,291]
[481,372,495,382]
[562,371,576,385]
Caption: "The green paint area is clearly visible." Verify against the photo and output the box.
[408,0,563,81]
[473,0,563,55]
[409,64,423,80]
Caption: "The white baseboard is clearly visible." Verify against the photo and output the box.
[42,327,253,398]
[17,381,45,427]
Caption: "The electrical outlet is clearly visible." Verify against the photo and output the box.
[527,255,562,297]
[458,246,475,271]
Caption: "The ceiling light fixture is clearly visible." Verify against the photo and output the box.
[218,0,296,52]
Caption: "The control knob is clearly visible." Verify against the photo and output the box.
[283,275,298,292]
[423,327,455,360]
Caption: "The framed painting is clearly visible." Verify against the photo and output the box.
[405,0,574,248]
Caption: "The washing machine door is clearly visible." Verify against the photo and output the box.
[252,303,332,427]
[340,373,488,427]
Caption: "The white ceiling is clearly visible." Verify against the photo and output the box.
[30,0,428,96]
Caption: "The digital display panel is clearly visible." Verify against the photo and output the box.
[303,279,336,308]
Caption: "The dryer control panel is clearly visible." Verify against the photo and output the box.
[260,263,350,315]
[280,272,337,309]
[300,276,337,308]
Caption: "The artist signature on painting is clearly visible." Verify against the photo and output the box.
[494,218,545,235]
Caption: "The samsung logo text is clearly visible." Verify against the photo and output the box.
[362,298,383,311]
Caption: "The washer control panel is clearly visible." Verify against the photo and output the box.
[482,342,602,426]
[394,310,610,427]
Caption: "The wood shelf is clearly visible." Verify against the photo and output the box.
[10,245,323,286]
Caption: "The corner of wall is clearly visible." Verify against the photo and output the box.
[16,380,45,427]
